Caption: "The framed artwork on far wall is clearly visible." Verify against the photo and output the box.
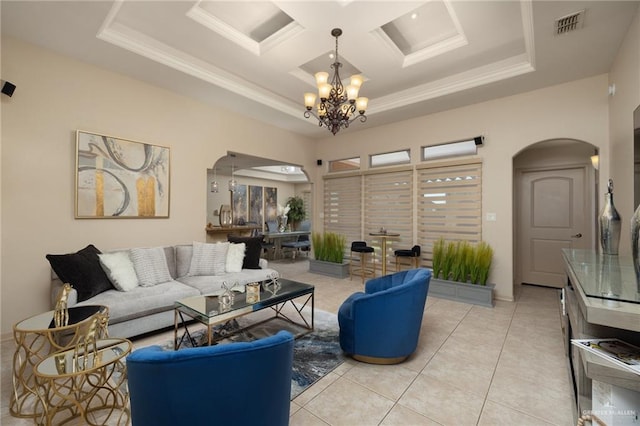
[75,130,170,218]
[232,184,248,225]
[264,187,277,222]
[248,185,263,227]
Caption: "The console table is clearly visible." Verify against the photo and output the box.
[205,225,261,242]
[561,249,640,423]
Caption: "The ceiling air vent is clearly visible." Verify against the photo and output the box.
[555,10,585,35]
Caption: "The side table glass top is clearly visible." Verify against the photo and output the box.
[36,338,131,377]
[15,305,107,332]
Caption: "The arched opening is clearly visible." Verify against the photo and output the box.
[512,139,598,296]
[206,152,312,241]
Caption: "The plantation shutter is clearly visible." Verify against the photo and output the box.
[417,160,482,265]
[364,167,413,272]
[323,175,362,249]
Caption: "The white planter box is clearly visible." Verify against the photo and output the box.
[429,278,494,308]
[309,259,350,279]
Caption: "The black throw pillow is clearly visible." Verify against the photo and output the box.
[46,244,114,302]
[227,236,262,269]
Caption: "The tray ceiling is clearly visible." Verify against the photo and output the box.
[1,1,638,138]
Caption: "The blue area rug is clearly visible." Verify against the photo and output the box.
[168,309,345,399]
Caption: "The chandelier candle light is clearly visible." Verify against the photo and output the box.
[304,28,368,135]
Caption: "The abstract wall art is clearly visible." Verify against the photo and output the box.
[249,185,263,226]
[264,187,278,222]
[75,130,170,218]
[232,184,248,225]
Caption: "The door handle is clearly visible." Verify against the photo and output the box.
[571,233,582,238]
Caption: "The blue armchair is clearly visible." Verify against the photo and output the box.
[338,268,431,364]
[126,331,294,426]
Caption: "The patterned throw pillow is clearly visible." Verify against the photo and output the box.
[189,241,229,276]
[99,251,139,291]
[130,247,172,287]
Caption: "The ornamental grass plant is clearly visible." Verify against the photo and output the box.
[431,238,493,285]
[311,232,346,264]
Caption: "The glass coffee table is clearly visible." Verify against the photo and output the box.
[174,278,314,349]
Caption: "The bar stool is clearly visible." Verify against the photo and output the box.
[394,245,421,271]
[350,241,375,283]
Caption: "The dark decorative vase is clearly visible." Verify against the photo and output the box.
[599,179,621,255]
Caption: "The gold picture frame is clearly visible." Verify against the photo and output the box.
[75,130,170,218]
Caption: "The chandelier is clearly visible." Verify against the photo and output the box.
[304,28,368,135]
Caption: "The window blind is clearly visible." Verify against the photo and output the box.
[364,169,413,272]
[323,175,362,248]
[417,161,482,265]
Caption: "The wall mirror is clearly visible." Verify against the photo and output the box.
[207,152,311,235]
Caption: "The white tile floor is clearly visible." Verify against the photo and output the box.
[1,260,575,425]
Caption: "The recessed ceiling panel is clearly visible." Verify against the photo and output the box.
[299,52,362,82]
[381,1,459,55]
[198,1,293,43]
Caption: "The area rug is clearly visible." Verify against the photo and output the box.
[165,309,345,399]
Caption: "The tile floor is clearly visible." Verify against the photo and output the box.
[1,259,576,425]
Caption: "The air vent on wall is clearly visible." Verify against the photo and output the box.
[555,10,585,35]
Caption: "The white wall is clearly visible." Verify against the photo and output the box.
[314,75,611,302]
[609,8,640,256]
[0,38,315,337]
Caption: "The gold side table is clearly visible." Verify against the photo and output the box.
[34,338,131,426]
[10,305,108,419]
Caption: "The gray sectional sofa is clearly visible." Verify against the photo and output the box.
[49,243,278,338]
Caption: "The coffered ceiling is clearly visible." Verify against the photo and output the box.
[1,1,638,138]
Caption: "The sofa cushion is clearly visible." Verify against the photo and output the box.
[130,247,173,287]
[46,244,114,302]
[76,279,200,324]
[227,236,262,269]
[99,251,139,291]
[189,242,229,276]
[175,244,192,278]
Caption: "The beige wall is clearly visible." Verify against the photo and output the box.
[609,8,640,256]
[0,38,315,337]
[2,7,638,335]
[314,75,611,302]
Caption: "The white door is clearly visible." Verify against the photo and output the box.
[517,166,591,288]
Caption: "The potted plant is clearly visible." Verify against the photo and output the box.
[429,237,495,307]
[286,196,305,230]
[308,231,349,278]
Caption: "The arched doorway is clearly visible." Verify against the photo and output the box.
[513,139,598,289]
[206,152,312,234]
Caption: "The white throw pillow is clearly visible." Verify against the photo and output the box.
[130,247,172,287]
[225,243,246,273]
[98,251,139,291]
[189,241,229,276]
